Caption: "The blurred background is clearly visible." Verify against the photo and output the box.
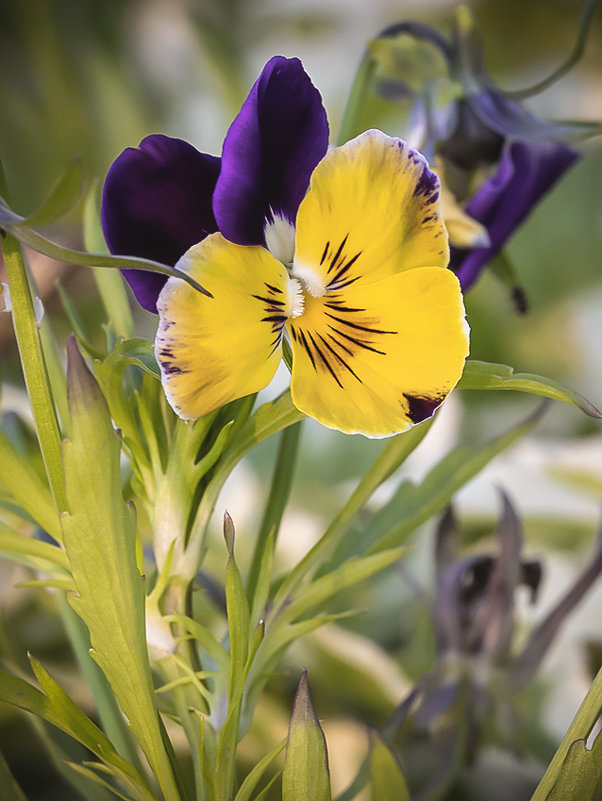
[0,0,601,799]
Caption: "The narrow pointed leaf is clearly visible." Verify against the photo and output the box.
[459,360,601,418]
[23,157,87,229]
[0,663,156,801]
[283,672,331,801]
[363,403,548,556]
[368,730,410,801]
[0,413,62,543]
[234,740,286,801]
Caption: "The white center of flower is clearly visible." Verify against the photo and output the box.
[290,261,326,298]
[286,276,305,318]
[264,214,296,265]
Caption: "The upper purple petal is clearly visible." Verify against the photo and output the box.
[212,56,329,246]
[101,134,220,312]
[450,140,580,290]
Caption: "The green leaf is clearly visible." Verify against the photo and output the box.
[23,156,87,229]
[368,731,410,801]
[67,763,137,801]
[223,513,250,704]
[361,403,548,556]
[0,527,69,571]
[280,545,411,625]
[60,338,180,801]
[283,672,331,801]
[233,737,286,801]
[114,338,161,379]
[0,747,28,801]
[459,361,602,418]
[545,734,602,801]
[0,660,156,801]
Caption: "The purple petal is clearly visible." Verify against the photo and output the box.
[450,139,579,290]
[213,56,329,246]
[102,134,220,312]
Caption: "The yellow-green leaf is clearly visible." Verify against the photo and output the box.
[368,730,410,801]
[282,672,331,801]
[459,360,601,418]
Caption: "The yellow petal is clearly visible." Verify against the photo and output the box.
[292,129,449,295]
[288,267,469,437]
[438,173,490,249]
[155,233,289,420]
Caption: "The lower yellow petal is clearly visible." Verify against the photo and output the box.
[288,267,469,437]
[155,233,288,420]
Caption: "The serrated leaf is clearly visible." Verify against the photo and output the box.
[368,730,410,801]
[283,672,331,801]
[459,360,601,418]
[23,157,87,228]
[545,734,602,801]
[60,338,180,801]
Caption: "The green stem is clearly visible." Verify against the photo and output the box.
[247,421,302,606]
[270,421,432,612]
[0,230,66,514]
[0,214,210,298]
[57,593,146,775]
[501,0,600,100]
[160,655,206,801]
[530,664,602,801]
[336,53,376,145]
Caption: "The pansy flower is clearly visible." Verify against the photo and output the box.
[103,57,469,437]
[155,129,469,437]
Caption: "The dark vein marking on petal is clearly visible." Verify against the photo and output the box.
[325,313,396,336]
[298,329,317,371]
[327,234,349,274]
[324,302,366,313]
[329,325,387,355]
[318,334,361,382]
[252,294,285,306]
[320,241,330,266]
[265,283,283,294]
[326,331,353,357]
[328,251,362,288]
[307,331,343,388]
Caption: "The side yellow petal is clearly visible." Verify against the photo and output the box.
[288,267,469,437]
[293,129,449,294]
[155,233,289,420]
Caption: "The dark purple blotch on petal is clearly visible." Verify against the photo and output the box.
[450,139,579,291]
[102,134,220,312]
[213,56,329,246]
[404,393,443,424]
